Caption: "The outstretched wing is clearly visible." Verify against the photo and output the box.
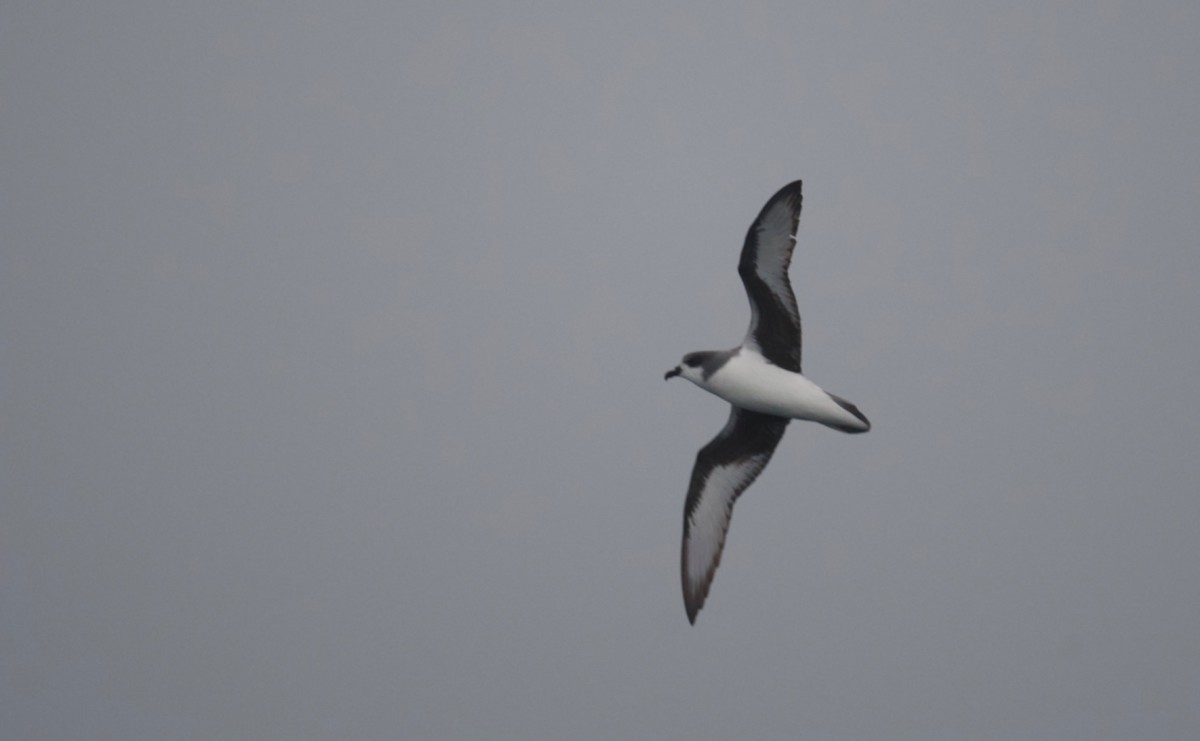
[681,407,789,624]
[738,180,803,373]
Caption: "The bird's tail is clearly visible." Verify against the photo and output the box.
[825,393,871,433]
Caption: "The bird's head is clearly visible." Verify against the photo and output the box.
[664,352,713,383]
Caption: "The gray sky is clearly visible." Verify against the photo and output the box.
[3,2,1199,739]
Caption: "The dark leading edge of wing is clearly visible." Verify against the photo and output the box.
[737,180,804,373]
[681,407,789,624]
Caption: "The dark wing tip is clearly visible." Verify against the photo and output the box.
[747,180,803,235]
[682,551,718,625]
[681,535,711,625]
[829,393,871,433]
[760,180,803,218]
[776,179,803,201]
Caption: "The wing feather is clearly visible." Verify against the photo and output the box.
[738,181,803,372]
[681,407,789,623]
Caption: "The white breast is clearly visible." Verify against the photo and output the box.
[699,349,859,429]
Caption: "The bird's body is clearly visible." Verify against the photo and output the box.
[665,180,870,624]
[675,346,868,432]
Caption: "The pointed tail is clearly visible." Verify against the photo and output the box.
[826,393,871,433]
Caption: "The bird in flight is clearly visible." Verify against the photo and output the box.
[665,180,870,624]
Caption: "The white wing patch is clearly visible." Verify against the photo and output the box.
[682,454,771,613]
[749,199,798,303]
[738,182,802,369]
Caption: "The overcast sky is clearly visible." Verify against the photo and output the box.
[3,2,1199,739]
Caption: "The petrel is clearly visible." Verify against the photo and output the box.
[664,180,870,624]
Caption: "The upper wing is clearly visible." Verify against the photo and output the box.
[681,407,789,624]
[738,180,803,372]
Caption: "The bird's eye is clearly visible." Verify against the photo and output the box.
[683,354,703,368]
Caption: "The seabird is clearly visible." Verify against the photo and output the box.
[665,180,870,624]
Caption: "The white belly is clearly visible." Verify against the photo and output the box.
[700,350,859,429]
